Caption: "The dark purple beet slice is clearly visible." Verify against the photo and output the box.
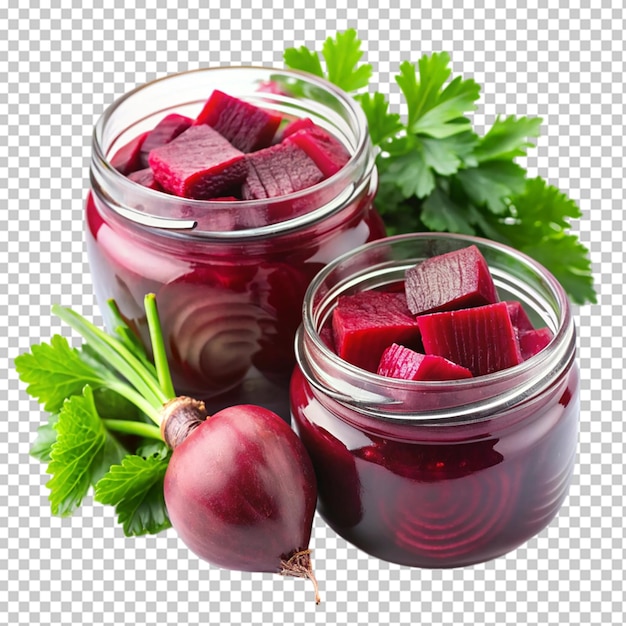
[377,343,472,381]
[284,125,351,177]
[241,142,324,200]
[138,113,193,168]
[404,245,499,316]
[148,125,248,199]
[127,167,163,191]
[519,327,553,359]
[110,131,149,175]
[332,291,422,372]
[505,300,535,333]
[194,89,282,152]
[416,301,523,376]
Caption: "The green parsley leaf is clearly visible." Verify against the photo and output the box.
[455,160,528,214]
[14,335,109,414]
[283,45,324,78]
[321,29,372,92]
[30,413,59,463]
[474,115,542,162]
[357,91,403,146]
[94,453,171,536]
[421,185,477,235]
[46,385,126,516]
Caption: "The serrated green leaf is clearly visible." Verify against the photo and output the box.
[14,335,110,414]
[30,414,59,462]
[46,386,126,516]
[379,149,436,199]
[283,46,324,77]
[421,186,477,235]
[357,91,403,146]
[521,234,596,305]
[396,55,480,138]
[94,453,171,536]
[456,160,527,214]
[421,131,479,176]
[322,29,372,92]
[475,115,542,162]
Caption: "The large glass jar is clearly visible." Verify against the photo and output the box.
[291,233,579,568]
[86,67,385,418]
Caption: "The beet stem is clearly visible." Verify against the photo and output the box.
[160,396,208,449]
[280,549,321,605]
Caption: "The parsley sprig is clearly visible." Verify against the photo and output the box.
[284,30,596,305]
[15,295,174,536]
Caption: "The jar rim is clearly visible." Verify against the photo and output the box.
[296,232,576,425]
[91,65,375,240]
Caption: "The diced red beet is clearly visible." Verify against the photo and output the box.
[284,125,351,177]
[519,327,553,360]
[148,125,248,199]
[110,131,149,175]
[416,301,523,377]
[241,142,325,200]
[280,116,316,139]
[404,245,499,316]
[127,167,163,191]
[332,291,422,372]
[138,113,193,168]
[194,90,282,152]
[505,300,535,333]
[377,343,473,381]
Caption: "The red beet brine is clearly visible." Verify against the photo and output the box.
[86,67,385,417]
[291,234,579,568]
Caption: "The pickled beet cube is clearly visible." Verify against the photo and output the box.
[280,116,316,139]
[148,125,248,199]
[127,167,162,190]
[285,125,351,177]
[241,142,324,200]
[332,291,421,372]
[417,301,523,376]
[194,89,282,152]
[404,245,498,316]
[139,113,192,168]
[110,131,149,175]
[519,327,553,360]
[377,343,473,381]
[505,300,535,333]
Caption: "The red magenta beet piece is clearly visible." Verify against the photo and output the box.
[417,301,523,376]
[280,116,316,139]
[148,125,248,199]
[404,245,499,316]
[284,125,351,177]
[332,291,422,372]
[110,131,149,175]
[505,300,535,333]
[519,327,553,359]
[138,113,193,168]
[377,343,473,381]
[127,167,163,191]
[194,89,282,152]
[241,142,324,200]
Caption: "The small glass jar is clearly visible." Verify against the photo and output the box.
[86,67,385,417]
[291,233,579,568]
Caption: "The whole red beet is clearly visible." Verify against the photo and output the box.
[161,399,319,601]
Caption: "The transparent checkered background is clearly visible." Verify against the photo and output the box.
[1,2,623,625]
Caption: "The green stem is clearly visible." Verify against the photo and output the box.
[52,304,168,408]
[103,419,163,441]
[107,380,162,426]
[144,294,176,400]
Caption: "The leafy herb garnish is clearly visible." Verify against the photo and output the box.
[15,295,175,536]
[284,29,595,304]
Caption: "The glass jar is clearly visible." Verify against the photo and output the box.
[291,233,579,568]
[86,66,385,418]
